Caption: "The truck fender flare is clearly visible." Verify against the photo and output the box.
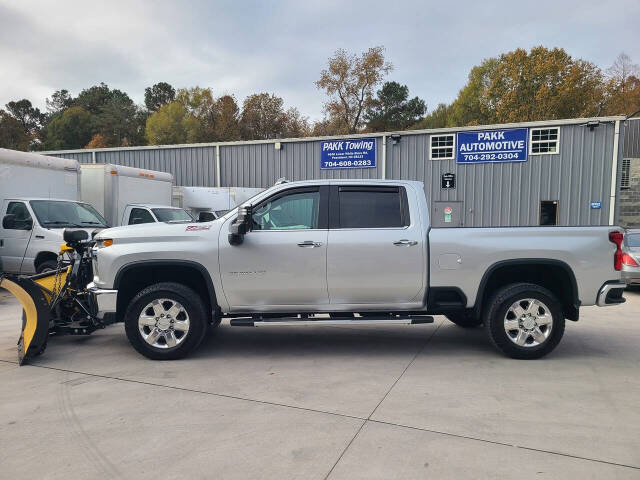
[474,258,579,316]
[113,259,218,310]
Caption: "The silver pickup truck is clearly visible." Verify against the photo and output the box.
[89,179,627,360]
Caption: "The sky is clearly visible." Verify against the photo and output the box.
[1,0,639,121]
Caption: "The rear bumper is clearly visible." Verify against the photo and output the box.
[87,283,118,318]
[596,282,627,307]
[621,270,640,285]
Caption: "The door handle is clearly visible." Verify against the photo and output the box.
[393,239,418,246]
[298,241,323,248]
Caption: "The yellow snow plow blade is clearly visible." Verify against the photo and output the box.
[0,269,68,365]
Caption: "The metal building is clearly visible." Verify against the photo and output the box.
[42,115,640,228]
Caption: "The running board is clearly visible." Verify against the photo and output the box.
[229,316,434,327]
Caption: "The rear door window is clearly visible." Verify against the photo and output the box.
[336,187,409,228]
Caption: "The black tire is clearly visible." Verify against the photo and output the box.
[484,283,565,360]
[445,311,483,328]
[36,260,57,274]
[124,282,208,360]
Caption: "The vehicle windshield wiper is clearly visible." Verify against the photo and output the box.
[79,221,106,226]
[43,221,84,228]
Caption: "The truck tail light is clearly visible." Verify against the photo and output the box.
[609,231,624,271]
[622,253,639,267]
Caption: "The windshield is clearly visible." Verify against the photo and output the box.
[627,234,640,248]
[152,208,194,222]
[30,200,108,228]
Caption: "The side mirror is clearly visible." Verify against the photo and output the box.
[198,211,216,222]
[2,214,32,230]
[228,205,253,245]
[2,214,16,229]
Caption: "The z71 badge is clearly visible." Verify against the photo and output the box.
[185,225,212,231]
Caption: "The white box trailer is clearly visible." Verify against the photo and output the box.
[80,164,174,227]
[172,186,264,220]
[0,148,80,200]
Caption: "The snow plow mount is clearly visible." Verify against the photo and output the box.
[0,229,106,365]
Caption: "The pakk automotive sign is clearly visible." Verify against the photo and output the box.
[320,138,376,169]
[457,128,528,164]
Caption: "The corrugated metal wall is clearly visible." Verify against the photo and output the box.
[219,138,383,187]
[42,118,629,227]
[623,118,640,158]
[94,147,217,187]
[387,122,616,226]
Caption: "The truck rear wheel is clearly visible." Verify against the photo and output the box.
[484,283,565,359]
[124,282,208,360]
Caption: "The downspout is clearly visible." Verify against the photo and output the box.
[216,144,221,187]
[609,120,621,225]
[381,135,386,180]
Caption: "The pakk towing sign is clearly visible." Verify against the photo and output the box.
[320,138,376,169]
[457,128,528,164]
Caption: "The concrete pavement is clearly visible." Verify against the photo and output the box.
[1,287,639,479]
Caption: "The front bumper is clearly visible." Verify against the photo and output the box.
[87,282,118,318]
[596,282,627,307]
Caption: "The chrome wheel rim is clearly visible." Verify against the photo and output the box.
[503,298,553,348]
[138,298,190,349]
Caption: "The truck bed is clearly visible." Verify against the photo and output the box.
[428,226,618,307]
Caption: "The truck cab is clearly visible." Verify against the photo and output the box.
[0,198,108,274]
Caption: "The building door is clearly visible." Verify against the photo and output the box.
[432,201,463,228]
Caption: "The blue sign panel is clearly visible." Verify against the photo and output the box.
[320,138,376,169]
[457,128,528,164]
[590,201,602,209]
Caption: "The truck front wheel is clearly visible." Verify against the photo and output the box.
[124,282,208,360]
[484,283,565,359]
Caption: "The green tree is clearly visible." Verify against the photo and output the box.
[145,102,196,145]
[603,53,640,115]
[213,95,241,141]
[365,81,425,131]
[282,107,310,138]
[144,82,176,112]
[446,58,499,127]
[240,93,288,139]
[414,103,452,129]
[175,87,217,141]
[5,99,46,136]
[316,46,392,133]
[45,89,74,114]
[44,106,93,150]
[0,109,31,150]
